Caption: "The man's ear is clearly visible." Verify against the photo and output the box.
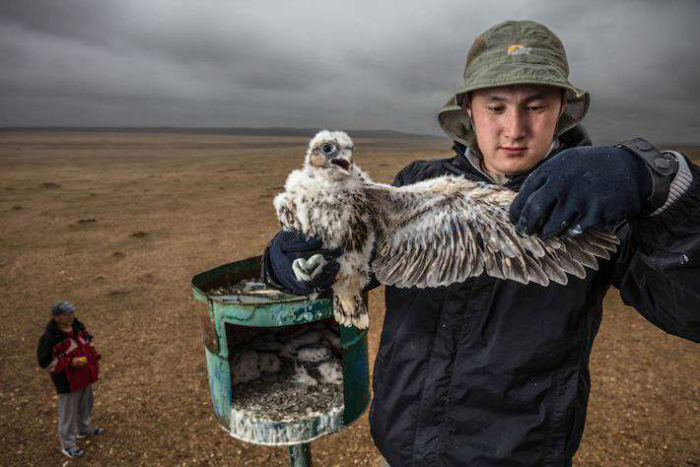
[559,92,568,118]
[461,93,473,120]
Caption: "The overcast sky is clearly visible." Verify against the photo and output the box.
[1,0,698,144]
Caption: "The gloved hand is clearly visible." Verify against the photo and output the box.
[264,230,341,295]
[509,146,653,238]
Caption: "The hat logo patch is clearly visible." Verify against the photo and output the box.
[507,44,531,56]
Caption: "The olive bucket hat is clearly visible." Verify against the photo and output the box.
[438,20,589,149]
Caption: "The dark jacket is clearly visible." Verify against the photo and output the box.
[262,125,700,466]
[37,318,101,394]
[367,127,700,466]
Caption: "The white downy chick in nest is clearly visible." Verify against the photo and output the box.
[321,329,342,353]
[290,363,319,386]
[289,343,341,386]
[258,352,281,374]
[293,345,331,363]
[275,130,620,330]
[231,350,260,386]
[317,361,343,385]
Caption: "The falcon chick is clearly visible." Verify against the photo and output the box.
[274,131,619,330]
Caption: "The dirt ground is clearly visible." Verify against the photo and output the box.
[0,131,697,466]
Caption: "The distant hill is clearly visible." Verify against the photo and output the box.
[0,126,441,139]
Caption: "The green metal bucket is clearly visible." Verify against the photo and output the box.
[191,256,370,460]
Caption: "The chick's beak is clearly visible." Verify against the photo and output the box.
[330,158,351,171]
[329,148,353,171]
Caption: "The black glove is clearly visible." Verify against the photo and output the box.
[509,145,654,238]
[262,230,341,296]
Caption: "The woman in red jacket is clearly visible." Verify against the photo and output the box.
[37,301,105,458]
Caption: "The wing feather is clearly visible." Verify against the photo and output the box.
[563,238,598,270]
[364,176,618,288]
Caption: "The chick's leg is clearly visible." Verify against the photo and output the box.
[332,275,369,329]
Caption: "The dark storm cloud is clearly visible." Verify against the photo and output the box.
[1,0,698,144]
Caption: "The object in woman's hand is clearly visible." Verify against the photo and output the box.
[73,356,87,366]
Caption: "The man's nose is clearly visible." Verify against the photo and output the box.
[504,109,528,141]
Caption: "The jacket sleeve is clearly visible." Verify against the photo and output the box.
[610,154,700,342]
[37,333,53,369]
[84,328,102,362]
[91,340,101,361]
[37,333,71,373]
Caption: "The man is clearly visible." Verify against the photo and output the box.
[262,20,699,465]
[37,300,105,458]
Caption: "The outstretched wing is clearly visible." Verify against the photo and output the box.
[364,176,619,288]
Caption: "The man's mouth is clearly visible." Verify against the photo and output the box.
[331,158,351,171]
[501,146,528,155]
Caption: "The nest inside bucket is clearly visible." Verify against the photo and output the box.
[208,279,293,300]
[225,318,345,445]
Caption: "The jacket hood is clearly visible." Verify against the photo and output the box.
[45,317,85,335]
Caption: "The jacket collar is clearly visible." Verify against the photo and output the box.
[442,124,592,191]
[46,317,85,335]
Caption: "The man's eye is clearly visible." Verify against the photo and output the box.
[488,106,504,112]
[527,105,546,111]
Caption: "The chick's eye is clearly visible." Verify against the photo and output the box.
[321,143,336,155]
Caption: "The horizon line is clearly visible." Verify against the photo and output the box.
[0,125,444,138]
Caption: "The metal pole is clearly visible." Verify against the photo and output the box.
[288,443,312,467]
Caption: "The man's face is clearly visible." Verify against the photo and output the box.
[466,84,566,175]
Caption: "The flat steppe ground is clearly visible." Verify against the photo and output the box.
[0,132,697,466]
